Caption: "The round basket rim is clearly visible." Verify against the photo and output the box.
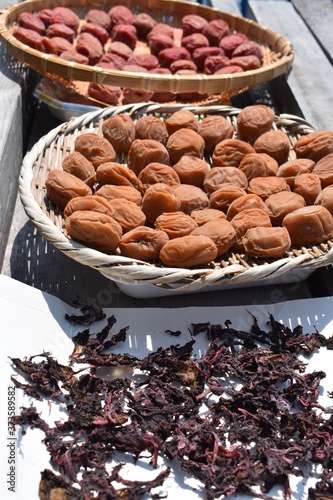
[0,0,294,94]
[18,103,333,291]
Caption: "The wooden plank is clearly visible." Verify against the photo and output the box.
[249,0,333,131]
[291,0,333,64]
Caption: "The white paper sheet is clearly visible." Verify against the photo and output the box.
[1,275,332,499]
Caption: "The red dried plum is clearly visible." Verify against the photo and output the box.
[86,9,112,32]
[111,24,137,50]
[18,12,45,35]
[219,33,248,56]
[182,14,208,36]
[46,23,75,43]
[109,6,135,26]
[76,32,103,65]
[202,19,229,46]
[80,23,109,45]
[181,33,209,54]
[192,46,225,71]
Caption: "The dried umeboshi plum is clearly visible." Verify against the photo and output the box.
[293,173,322,205]
[230,55,261,71]
[80,23,109,45]
[53,6,80,31]
[12,27,54,53]
[107,41,133,60]
[46,23,75,43]
[127,53,159,70]
[155,211,198,239]
[265,191,306,226]
[97,184,142,206]
[204,167,248,196]
[312,152,333,187]
[128,139,170,176]
[198,115,234,153]
[173,156,210,188]
[109,6,135,26]
[204,54,230,75]
[148,22,174,39]
[62,151,96,187]
[231,208,272,252]
[158,46,191,68]
[294,131,333,162]
[182,15,208,36]
[108,197,146,233]
[60,50,89,64]
[238,153,279,181]
[236,104,275,143]
[133,13,157,37]
[87,84,122,105]
[141,183,181,226]
[209,183,247,213]
[36,9,64,27]
[102,114,135,153]
[227,193,269,221]
[214,65,243,75]
[86,9,112,32]
[165,110,199,135]
[122,87,154,104]
[212,139,255,168]
[111,24,137,49]
[18,12,45,35]
[192,46,225,71]
[315,185,333,216]
[219,33,248,56]
[64,195,114,218]
[75,133,116,169]
[65,210,122,254]
[48,36,73,55]
[147,33,174,56]
[135,116,169,144]
[254,130,290,165]
[167,129,205,163]
[138,163,180,193]
[172,184,209,214]
[192,218,236,256]
[45,170,92,210]
[96,162,139,190]
[282,205,333,246]
[247,176,290,200]
[76,32,103,64]
[191,208,226,226]
[160,234,218,268]
[231,40,264,60]
[243,226,291,259]
[277,158,315,187]
[181,33,209,54]
[119,226,169,260]
[170,59,198,73]
[202,19,229,46]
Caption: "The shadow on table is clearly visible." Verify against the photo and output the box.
[8,220,316,309]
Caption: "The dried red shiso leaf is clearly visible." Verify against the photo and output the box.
[10,311,333,500]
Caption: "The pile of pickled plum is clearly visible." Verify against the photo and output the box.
[44,104,333,268]
[13,5,265,104]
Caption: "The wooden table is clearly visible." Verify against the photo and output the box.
[1,0,333,308]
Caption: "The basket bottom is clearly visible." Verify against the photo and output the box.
[101,267,315,299]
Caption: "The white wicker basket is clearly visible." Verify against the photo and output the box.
[19,103,333,297]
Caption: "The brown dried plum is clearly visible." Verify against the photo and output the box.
[227,193,269,220]
[138,163,180,193]
[167,129,205,163]
[173,156,210,188]
[238,153,279,181]
[65,210,122,254]
[109,197,146,233]
[135,116,169,144]
[141,183,181,226]
[209,183,247,212]
[165,110,199,135]
[155,211,198,239]
[243,226,291,259]
[97,184,142,206]
[237,104,275,143]
[64,195,114,218]
[198,115,234,153]
[102,114,135,153]
[75,133,116,169]
[277,158,315,187]
[192,218,236,256]
[191,208,226,226]
[62,151,96,187]
[265,191,306,226]
[293,173,322,205]
[127,139,170,176]
[254,130,290,165]
[315,185,333,216]
[160,234,218,268]
[96,162,139,190]
[172,184,209,214]
[204,167,248,195]
[231,208,272,252]
[248,176,290,200]
[212,139,254,168]
[282,205,333,246]
[119,226,168,260]
[312,152,333,187]
[294,130,333,162]
[45,170,92,210]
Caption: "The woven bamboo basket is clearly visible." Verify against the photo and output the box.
[0,0,294,100]
[19,103,333,296]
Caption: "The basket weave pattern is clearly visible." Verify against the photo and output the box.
[19,104,333,291]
